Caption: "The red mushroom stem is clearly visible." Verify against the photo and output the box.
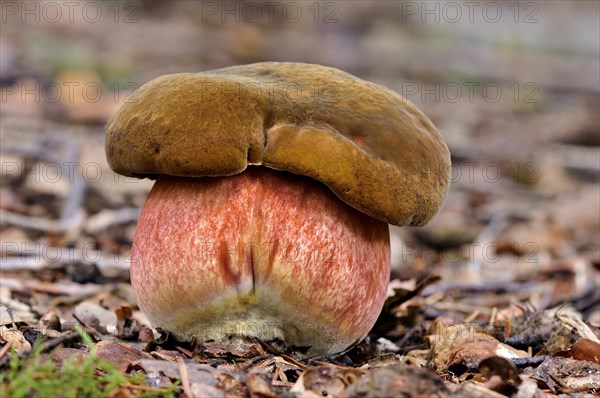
[131,167,390,356]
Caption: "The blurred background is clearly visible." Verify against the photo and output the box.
[1,1,599,323]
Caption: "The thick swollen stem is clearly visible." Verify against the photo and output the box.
[131,168,390,356]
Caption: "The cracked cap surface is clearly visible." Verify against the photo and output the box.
[105,62,451,226]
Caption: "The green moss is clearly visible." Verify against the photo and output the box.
[0,326,177,398]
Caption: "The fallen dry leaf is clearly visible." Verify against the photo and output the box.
[478,356,522,385]
[247,368,279,398]
[50,347,89,363]
[290,365,363,398]
[73,301,117,335]
[0,326,31,353]
[195,340,266,360]
[95,340,153,372]
[343,364,448,398]
[444,340,529,374]
[533,356,600,392]
[130,358,223,388]
[426,319,498,369]
[555,338,600,365]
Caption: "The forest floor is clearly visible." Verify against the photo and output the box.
[1,1,599,397]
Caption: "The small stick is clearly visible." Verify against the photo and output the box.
[489,307,498,325]
[0,208,84,234]
[0,341,13,360]
[239,354,269,371]
[504,319,511,339]
[548,372,570,390]
[511,356,546,368]
[84,208,141,234]
[177,357,192,398]
[254,338,280,355]
[0,329,91,367]
[464,310,480,323]
[175,346,192,358]
[151,351,177,362]
[280,353,309,370]
[119,383,171,393]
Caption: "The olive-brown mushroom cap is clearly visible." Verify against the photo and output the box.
[105,62,450,226]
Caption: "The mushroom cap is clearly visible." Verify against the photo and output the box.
[106,62,450,226]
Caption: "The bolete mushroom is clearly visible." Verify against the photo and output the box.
[105,62,450,357]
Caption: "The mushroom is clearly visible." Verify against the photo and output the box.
[105,62,450,357]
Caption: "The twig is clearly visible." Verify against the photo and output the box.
[84,208,141,234]
[71,314,103,340]
[0,278,104,297]
[1,251,130,273]
[0,257,64,271]
[548,372,570,390]
[151,351,178,362]
[0,208,85,234]
[280,353,309,370]
[0,329,92,367]
[175,345,192,358]
[239,354,270,371]
[422,281,540,296]
[271,380,295,388]
[489,307,498,325]
[429,301,493,317]
[504,319,511,339]
[464,310,480,323]
[511,356,546,368]
[177,357,192,398]
[119,383,171,393]
[254,338,281,355]
[23,331,81,356]
[551,143,600,176]
[561,386,599,394]
[0,340,13,360]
